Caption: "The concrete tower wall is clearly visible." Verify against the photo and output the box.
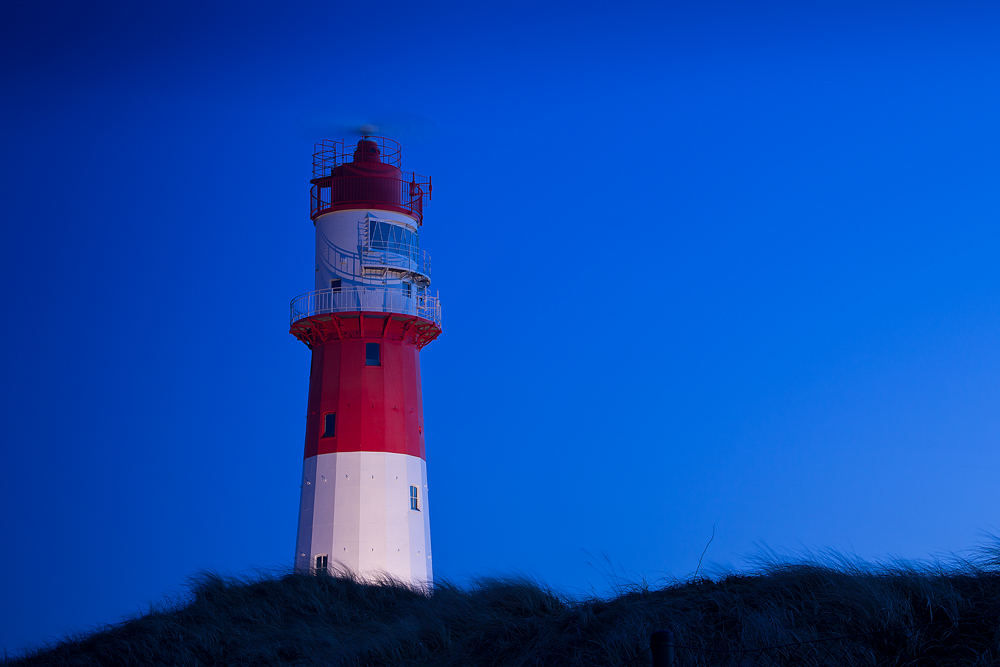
[295,452,431,585]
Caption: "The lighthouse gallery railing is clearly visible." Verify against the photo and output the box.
[310,177,428,223]
[290,288,441,328]
[320,243,431,282]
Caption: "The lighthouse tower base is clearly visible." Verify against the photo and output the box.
[289,315,439,589]
[294,451,432,587]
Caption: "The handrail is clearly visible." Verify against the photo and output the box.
[310,176,428,223]
[290,287,442,328]
[361,247,432,278]
[320,242,431,281]
[313,137,403,175]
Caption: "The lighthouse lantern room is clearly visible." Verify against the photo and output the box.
[288,134,440,587]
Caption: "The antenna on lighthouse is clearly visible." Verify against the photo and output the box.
[294,112,439,145]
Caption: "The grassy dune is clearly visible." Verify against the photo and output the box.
[6,553,1000,666]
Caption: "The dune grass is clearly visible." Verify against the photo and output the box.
[6,551,1000,666]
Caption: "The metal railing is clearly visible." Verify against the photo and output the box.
[360,247,432,278]
[290,287,442,328]
[313,137,403,175]
[310,176,429,223]
[319,242,431,282]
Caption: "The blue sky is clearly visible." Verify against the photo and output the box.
[4,0,1000,655]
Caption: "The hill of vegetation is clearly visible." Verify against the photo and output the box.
[7,552,1000,666]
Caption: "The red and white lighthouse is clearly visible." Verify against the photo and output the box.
[289,134,440,586]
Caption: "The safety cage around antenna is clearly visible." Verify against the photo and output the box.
[313,137,402,176]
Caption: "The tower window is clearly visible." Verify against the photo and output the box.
[404,282,411,297]
[315,554,328,574]
[322,412,336,438]
[330,278,341,292]
[366,343,380,366]
[410,485,420,511]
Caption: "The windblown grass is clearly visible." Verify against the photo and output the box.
[7,551,1000,666]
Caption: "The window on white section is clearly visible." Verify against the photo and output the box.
[368,220,419,262]
[315,554,328,574]
[403,282,411,298]
[322,412,336,438]
[410,485,420,511]
[366,343,381,366]
[330,278,341,292]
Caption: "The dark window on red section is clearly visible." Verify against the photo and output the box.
[323,413,336,437]
[366,343,381,366]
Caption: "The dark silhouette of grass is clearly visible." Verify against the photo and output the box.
[6,550,1000,666]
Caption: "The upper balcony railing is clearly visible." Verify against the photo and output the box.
[290,287,442,328]
[313,137,402,176]
[311,176,429,223]
[321,242,431,283]
[360,247,432,280]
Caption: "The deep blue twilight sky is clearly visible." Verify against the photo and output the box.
[4,0,1000,655]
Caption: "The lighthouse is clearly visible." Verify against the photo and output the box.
[289,134,440,587]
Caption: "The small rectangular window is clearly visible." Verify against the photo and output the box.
[410,485,420,511]
[316,554,328,574]
[366,343,381,366]
[322,412,336,438]
[404,282,411,297]
[330,278,341,292]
